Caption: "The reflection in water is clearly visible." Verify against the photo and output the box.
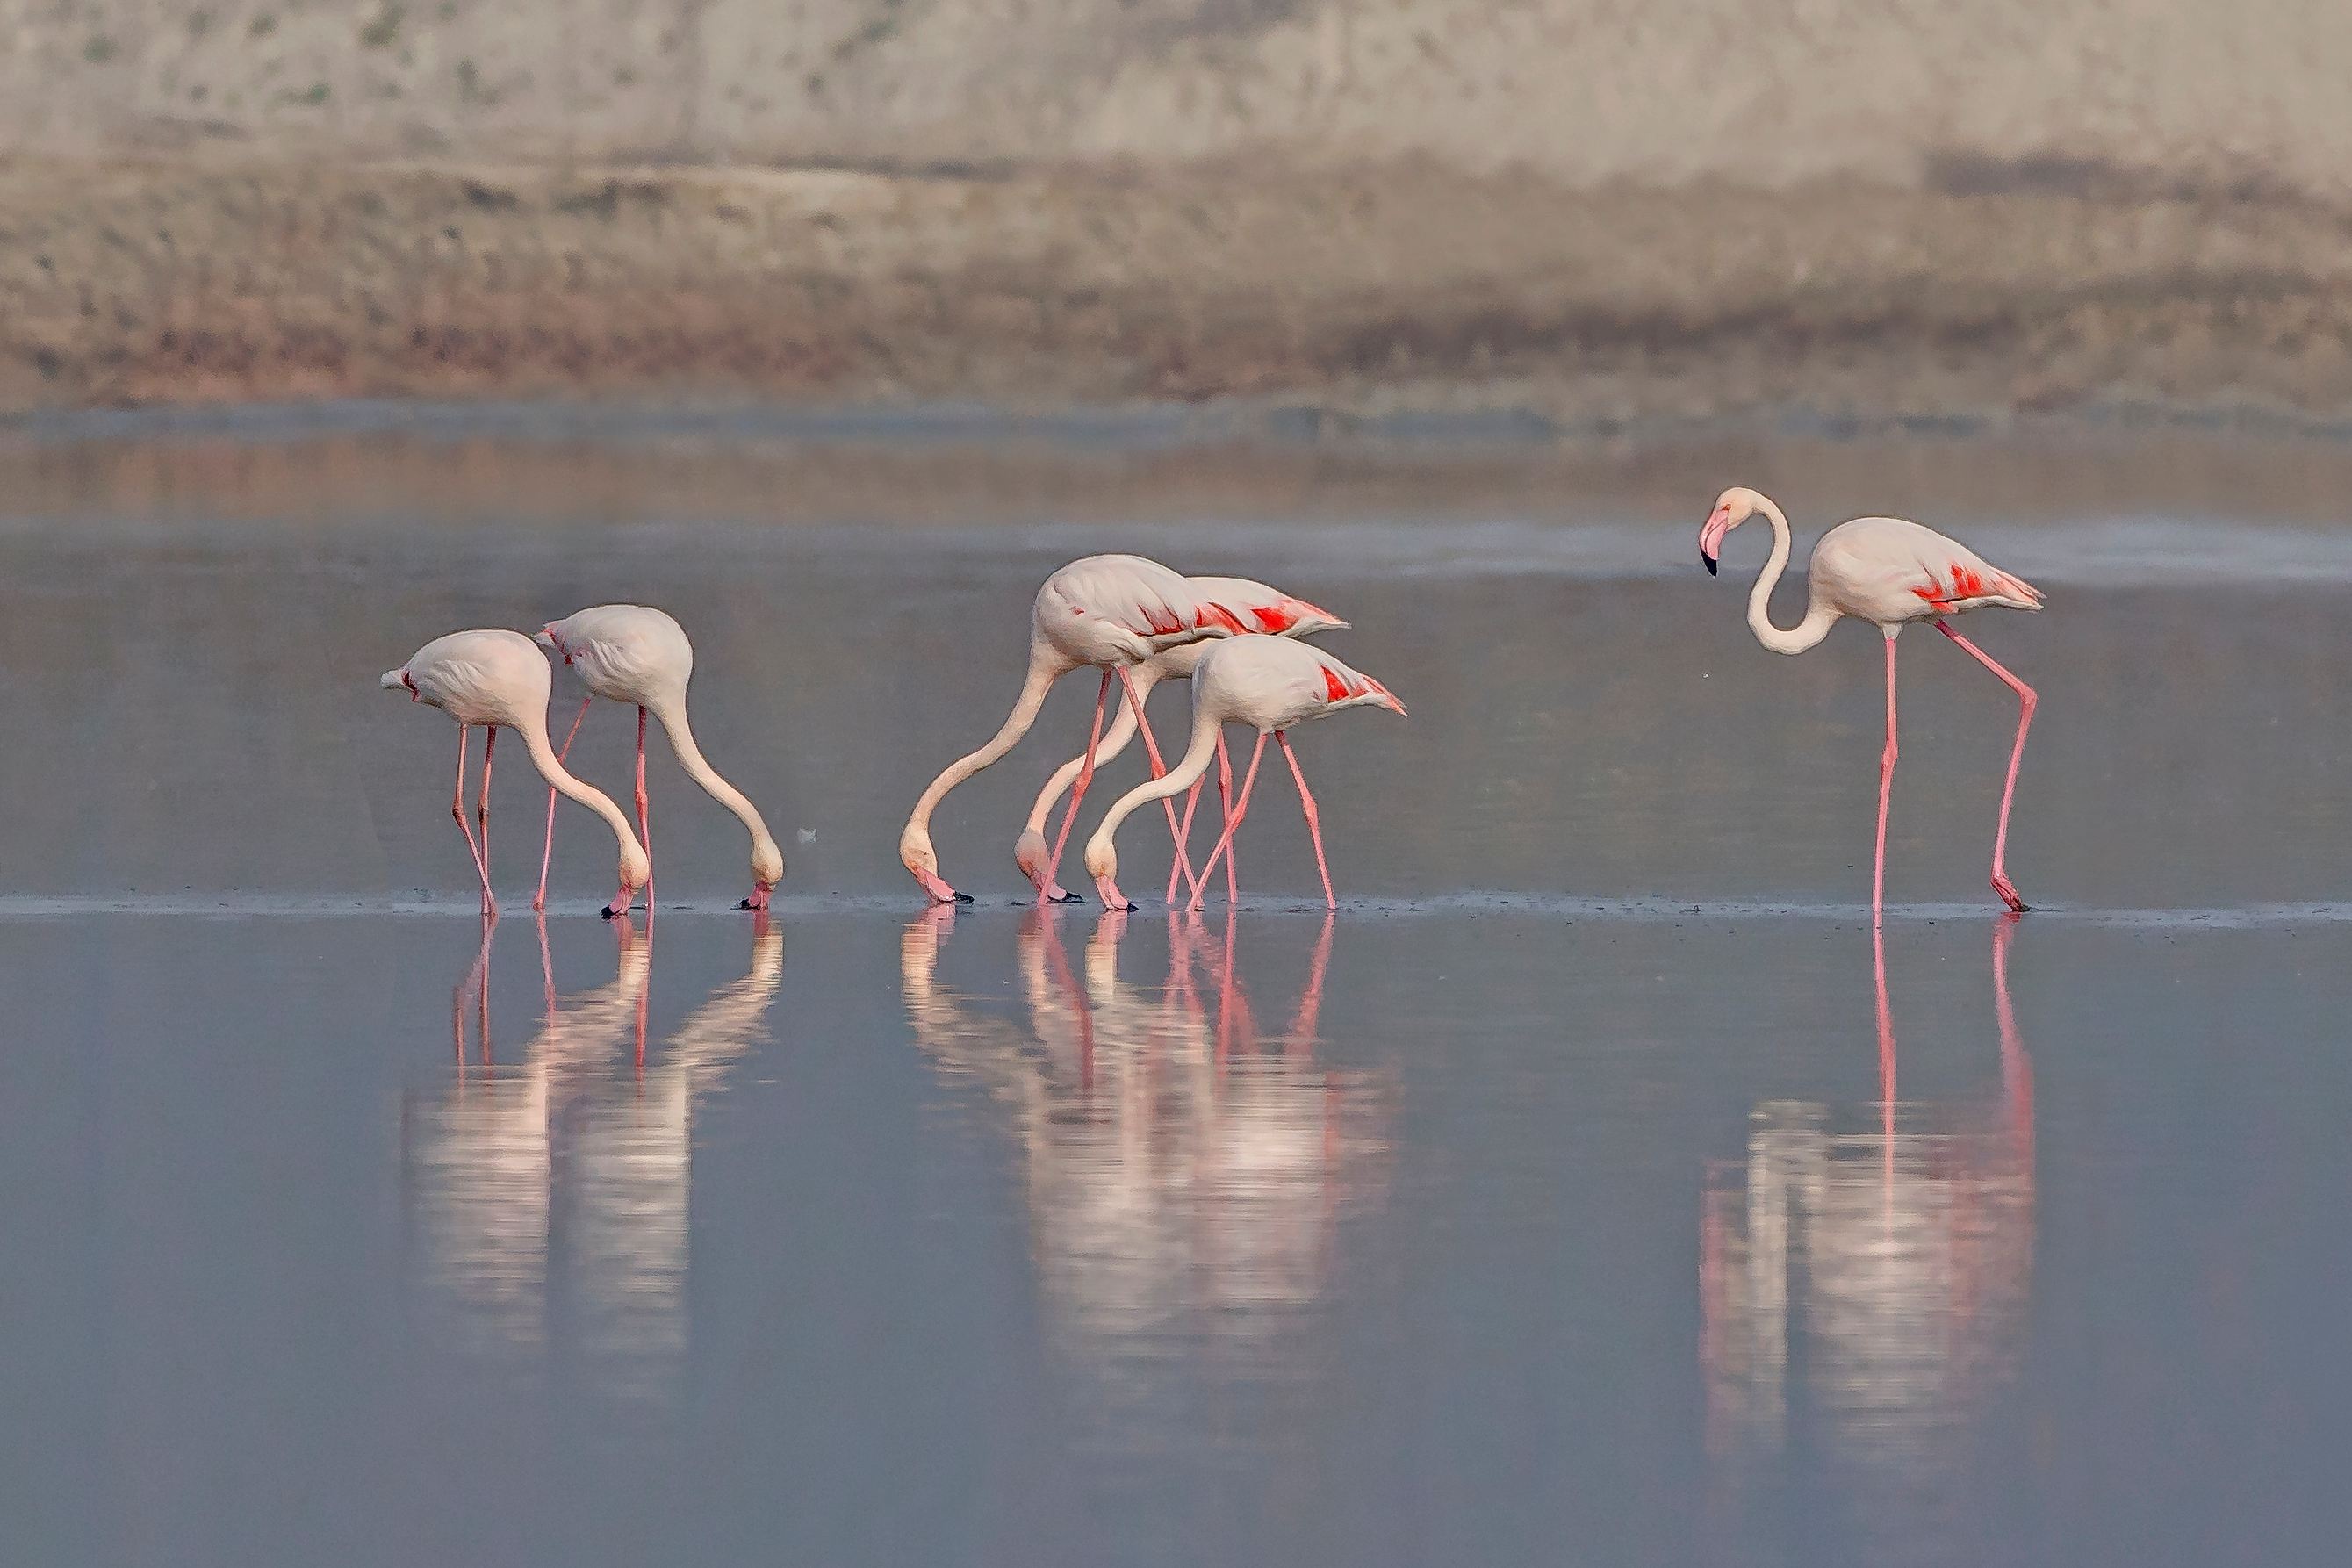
[1701,920,2035,1557]
[904,909,1392,1413]
[400,917,785,1396]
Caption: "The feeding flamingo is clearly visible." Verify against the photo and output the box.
[900,554,1262,903]
[1698,486,2044,915]
[1083,635,1405,911]
[381,630,651,920]
[1012,575,1347,903]
[534,605,784,913]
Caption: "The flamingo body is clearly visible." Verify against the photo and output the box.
[900,554,1263,903]
[1699,486,2044,914]
[1014,574,1347,900]
[383,629,651,917]
[1082,635,1404,910]
[536,604,784,910]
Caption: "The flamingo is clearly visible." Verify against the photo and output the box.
[533,605,784,913]
[1698,486,2044,915]
[1011,575,1347,903]
[1083,635,1405,911]
[381,629,651,920]
[900,554,1261,903]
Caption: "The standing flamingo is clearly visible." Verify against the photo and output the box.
[900,554,1258,903]
[1083,635,1405,911]
[382,630,651,919]
[1011,576,1347,903]
[533,605,784,913]
[1698,486,2044,915]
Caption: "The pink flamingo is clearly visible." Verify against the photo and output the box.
[1083,636,1405,911]
[532,605,784,914]
[382,630,651,920]
[1699,486,2044,915]
[1012,575,1347,903]
[900,554,1259,903]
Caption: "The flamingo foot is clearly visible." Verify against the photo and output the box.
[1095,874,1135,912]
[530,892,547,914]
[1992,874,2029,914]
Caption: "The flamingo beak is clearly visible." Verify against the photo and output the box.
[1699,512,1731,574]
[1702,549,1719,576]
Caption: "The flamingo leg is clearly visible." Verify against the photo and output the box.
[1936,620,2037,913]
[1165,775,1207,903]
[1277,732,1336,910]
[478,727,499,918]
[1122,666,1201,900]
[450,724,494,918]
[535,695,591,912]
[1217,731,1238,908]
[635,706,653,905]
[1874,634,1899,922]
[1044,671,1114,903]
[1190,733,1267,912]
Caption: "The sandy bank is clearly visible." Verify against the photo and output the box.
[10,155,2352,423]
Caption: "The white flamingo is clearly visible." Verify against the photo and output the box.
[1700,486,2045,915]
[381,629,651,919]
[1084,635,1405,911]
[1012,575,1347,903]
[534,605,784,912]
[900,554,1258,903]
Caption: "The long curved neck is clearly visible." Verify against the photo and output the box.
[1024,668,1151,834]
[909,642,1072,835]
[1746,496,1838,655]
[519,712,648,867]
[649,698,775,854]
[1087,703,1219,860]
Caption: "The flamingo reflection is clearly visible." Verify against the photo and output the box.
[903,908,1390,1388]
[401,917,784,1394]
[1700,917,2034,1529]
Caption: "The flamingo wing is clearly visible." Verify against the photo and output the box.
[1822,518,2043,619]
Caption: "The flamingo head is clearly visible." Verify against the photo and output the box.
[534,623,572,665]
[379,667,421,701]
[1082,833,1129,911]
[1699,486,1765,575]
[1012,826,1052,887]
[900,822,967,903]
[751,835,785,894]
[619,840,651,894]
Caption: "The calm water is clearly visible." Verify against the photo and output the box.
[4,415,2351,1565]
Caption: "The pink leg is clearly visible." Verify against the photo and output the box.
[1044,671,1115,902]
[1216,731,1238,907]
[1277,732,1336,910]
[1165,777,1206,903]
[1190,733,1266,911]
[1993,911,2034,1165]
[535,695,591,912]
[450,725,494,918]
[1937,620,2038,913]
[635,707,653,906]
[1123,667,1200,900]
[1874,635,1898,921]
[478,726,498,918]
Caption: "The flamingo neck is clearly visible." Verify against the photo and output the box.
[1083,701,1219,875]
[648,698,780,870]
[1023,666,1154,835]
[1746,495,1838,655]
[908,643,1072,837]
[519,713,649,872]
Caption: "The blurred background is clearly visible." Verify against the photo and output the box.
[8,0,2352,428]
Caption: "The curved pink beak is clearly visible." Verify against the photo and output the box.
[1699,513,1732,574]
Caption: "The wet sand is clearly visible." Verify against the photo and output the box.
[3,414,2351,1564]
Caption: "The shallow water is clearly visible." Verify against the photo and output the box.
[4,416,2352,1565]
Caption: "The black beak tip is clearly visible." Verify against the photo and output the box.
[953,890,975,904]
[737,897,754,910]
[1051,890,1084,904]
[1118,900,1137,913]
[600,904,618,920]
[1702,551,1719,576]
